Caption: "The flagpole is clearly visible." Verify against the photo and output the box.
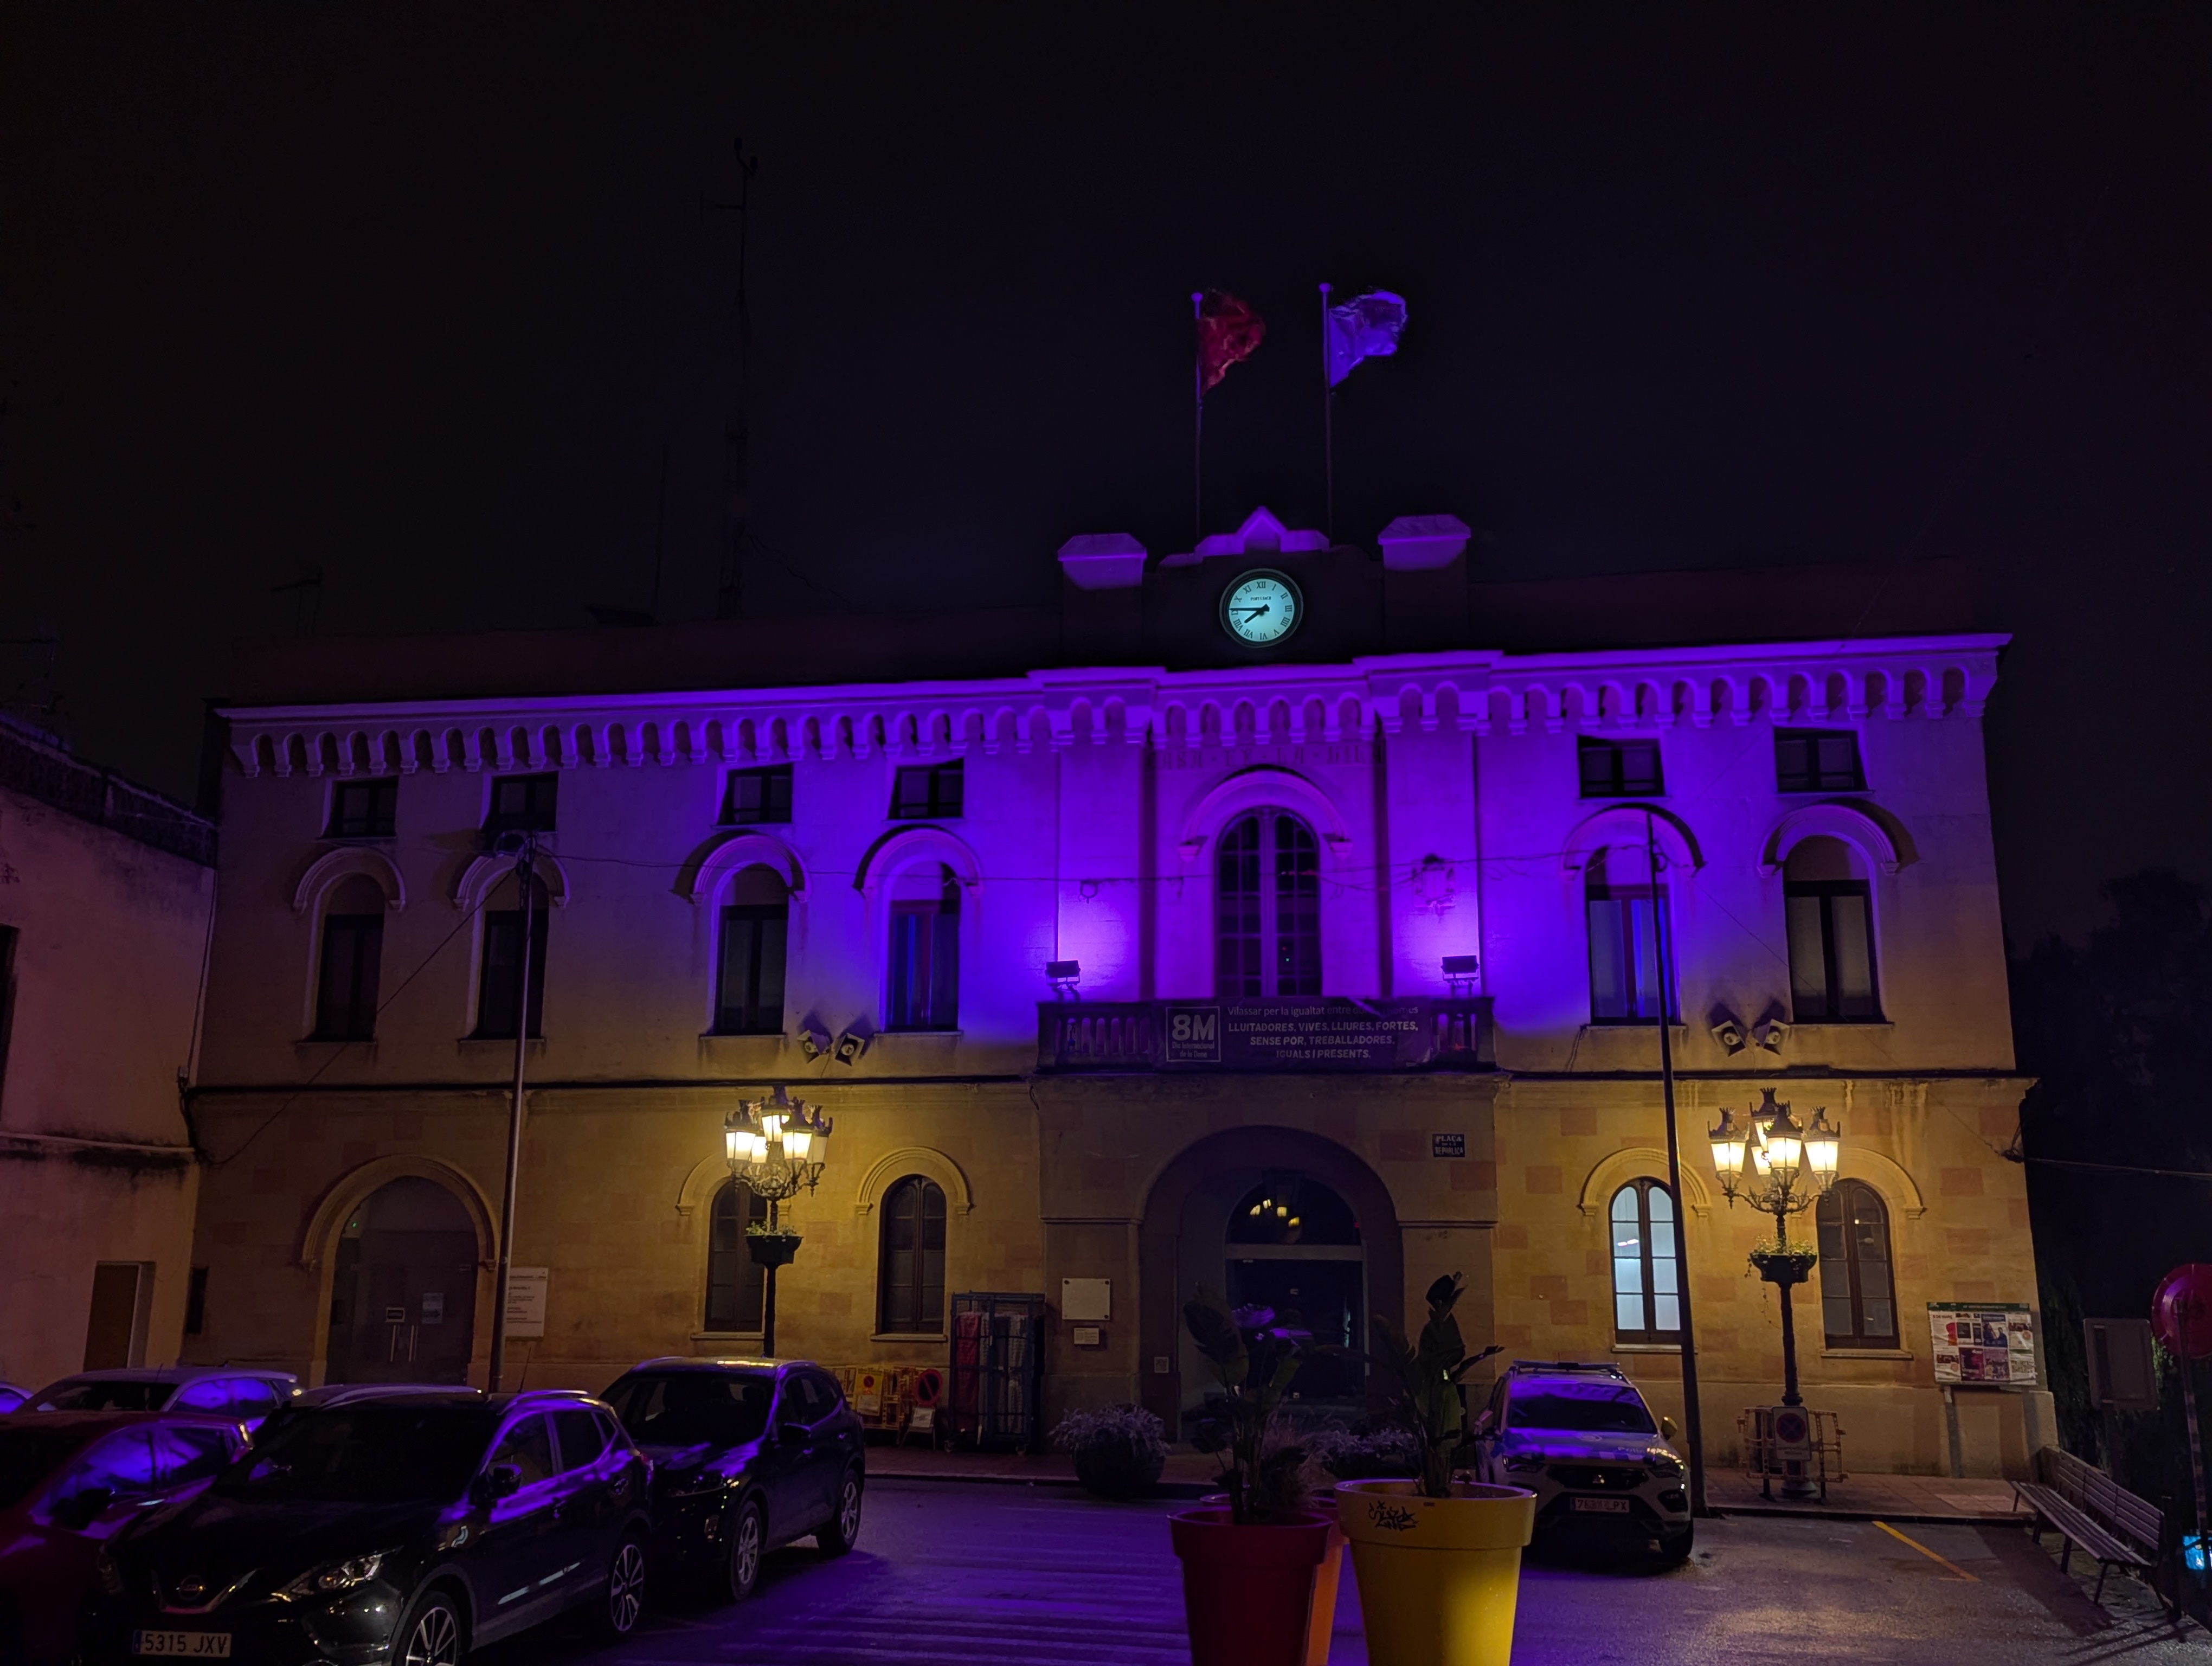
[1191,291,1205,541]
[1319,283,1334,540]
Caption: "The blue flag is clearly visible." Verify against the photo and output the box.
[1325,290,1407,387]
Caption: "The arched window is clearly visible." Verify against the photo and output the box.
[888,866,960,1030]
[704,1181,768,1332]
[1610,1180,1681,1344]
[1816,1180,1898,1347]
[877,1175,947,1334]
[714,866,789,1034]
[474,872,548,1040]
[1784,837,1880,1021]
[1585,846,1674,1023]
[314,875,387,1041]
[1216,811,1321,997]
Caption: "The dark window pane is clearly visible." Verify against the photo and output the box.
[485,774,558,834]
[1816,1181,1898,1347]
[723,767,793,825]
[1786,882,1880,1021]
[488,1414,554,1485]
[889,899,958,1029]
[1619,742,1662,796]
[314,914,383,1041]
[1786,894,1829,1015]
[475,906,548,1039]
[328,780,398,838]
[551,1408,608,1471]
[877,1176,948,1333]
[1830,893,1877,1016]
[715,905,787,1034]
[890,763,962,819]
[1578,739,1663,798]
[704,1183,767,1331]
[1776,729,1862,792]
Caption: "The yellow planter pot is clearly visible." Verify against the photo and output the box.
[1334,1479,1535,1666]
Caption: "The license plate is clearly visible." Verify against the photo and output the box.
[133,1632,233,1658]
[1570,1496,1631,1514]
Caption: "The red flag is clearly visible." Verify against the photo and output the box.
[1195,290,1265,392]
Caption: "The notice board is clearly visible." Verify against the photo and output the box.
[1929,1302,2035,1385]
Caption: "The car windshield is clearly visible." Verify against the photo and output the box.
[0,1427,93,1509]
[1507,1384,1656,1435]
[602,1372,773,1449]
[218,1406,498,1503]
[30,1379,172,1413]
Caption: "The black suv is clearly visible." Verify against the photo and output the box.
[89,1389,650,1665]
[600,1358,863,1603]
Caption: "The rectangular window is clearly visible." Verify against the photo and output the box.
[1774,729,1864,793]
[888,900,959,1029]
[721,765,794,825]
[326,779,398,838]
[1786,882,1880,1020]
[484,773,558,835]
[184,1267,209,1337]
[474,905,549,1039]
[714,905,788,1034]
[1586,889,1675,1023]
[313,913,384,1040]
[1577,738,1663,798]
[890,763,963,819]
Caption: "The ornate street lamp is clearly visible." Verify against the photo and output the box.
[723,1089,832,1357]
[1708,1088,1843,1417]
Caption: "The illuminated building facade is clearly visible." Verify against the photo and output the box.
[182,510,2048,1474]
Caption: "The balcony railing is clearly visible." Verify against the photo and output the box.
[1038,996,1494,1073]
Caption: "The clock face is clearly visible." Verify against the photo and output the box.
[1220,569,1302,645]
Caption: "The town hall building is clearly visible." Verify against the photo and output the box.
[179,508,2048,1476]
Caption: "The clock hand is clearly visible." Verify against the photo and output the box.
[1233,604,1271,618]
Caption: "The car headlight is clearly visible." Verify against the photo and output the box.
[665,1469,731,1502]
[1647,1450,1684,1477]
[282,1551,391,1598]
[1501,1451,1548,1473]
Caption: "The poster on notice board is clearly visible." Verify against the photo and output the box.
[1928,1302,2035,1384]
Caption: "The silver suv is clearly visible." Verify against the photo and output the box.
[1469,1361,1692,1562]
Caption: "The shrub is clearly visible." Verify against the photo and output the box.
[1052,1402,1169,1500]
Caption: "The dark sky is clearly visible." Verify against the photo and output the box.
[2,5,2204,942]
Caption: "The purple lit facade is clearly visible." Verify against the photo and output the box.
[180,510,2043,1475]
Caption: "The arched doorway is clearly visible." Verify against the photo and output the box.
[1225,1177,1364,1402]
[326,1177,481,1384]
[1139,1127,1401,1436]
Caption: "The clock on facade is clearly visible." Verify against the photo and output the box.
[1219,569,1303,645]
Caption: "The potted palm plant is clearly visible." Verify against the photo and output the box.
[1335,1274,1535,1666]
[1168,1290,1336,1666]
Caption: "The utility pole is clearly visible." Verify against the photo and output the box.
[1648,812,1709,1517]
[487,833,536,1393]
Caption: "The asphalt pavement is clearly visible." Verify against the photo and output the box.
[477,1478,2203,1666]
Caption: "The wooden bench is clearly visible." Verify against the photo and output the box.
[2012,1445,2162,1605]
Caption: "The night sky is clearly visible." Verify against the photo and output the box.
[2,6,2203,941]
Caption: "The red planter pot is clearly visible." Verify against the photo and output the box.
[1168,1508,1336,1666]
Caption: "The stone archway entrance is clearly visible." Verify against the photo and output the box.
[1139,1127,1402,1436]
[326,1177,481,1384]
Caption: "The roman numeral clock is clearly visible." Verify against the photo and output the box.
[1219,569,1303,645]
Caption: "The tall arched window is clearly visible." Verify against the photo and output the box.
[1784,836,1880,1021]
[1816,1179,1898,1347]
[888,866,960,1030]
[714,865,789,1035]
[704,1181,768,1333]
[1217,811,1321,997]
[314,875,387,1040]
[474,872,548,1040]
[1610,1180,1681,1344]
[1586,846,1674,1023]
[877,1175,947,1334]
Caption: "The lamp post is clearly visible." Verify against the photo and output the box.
[1707,1088,1842,1415]
[722,1090,831,1357]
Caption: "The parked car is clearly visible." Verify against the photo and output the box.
[0,1411,248,1665]
[88,1389,651,1666]
[0,1386,28,1415]
[1468,1360,1693,1562]
[18,1368,299,1431]
[600,1357,864,1603]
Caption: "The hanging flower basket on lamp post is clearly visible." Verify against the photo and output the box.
[723,1090,832,1356]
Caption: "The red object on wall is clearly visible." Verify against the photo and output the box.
[2152,1264,2212,1360]
[1197,291,1265,392]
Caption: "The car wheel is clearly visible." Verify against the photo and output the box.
[724,1498,767,1604]
[818,1468,863,1557]
[1658,1522,1695,1564]
[594,1534,647,1640]
[396,1588,466,1666]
